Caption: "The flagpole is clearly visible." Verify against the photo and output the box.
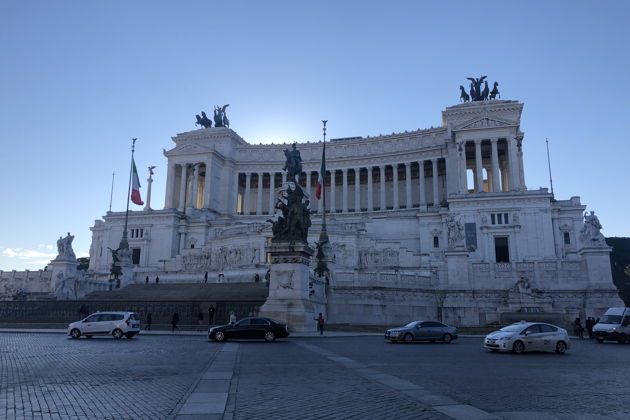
[108,171,115,212]
[120,138,137,250]
[545,138,554,197]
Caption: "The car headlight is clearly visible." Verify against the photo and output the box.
[609,328,617,332]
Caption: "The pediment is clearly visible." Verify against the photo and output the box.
[164,142,213,157]
[453,116,517,131]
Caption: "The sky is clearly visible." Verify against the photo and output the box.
[0,1,628,271]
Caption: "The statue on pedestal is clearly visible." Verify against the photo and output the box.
[195,111,213,128]
[461,76,501,102]
[214,104,230,128]
[579,211,606,247]
[283,142,303,181]
[270,184,311,243]
[55,233,76,260]
[445,216,465,248]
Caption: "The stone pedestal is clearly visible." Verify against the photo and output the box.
[444,247,470,289]
[579,246,614,289]
[118,248,135,288]
[48,258,79,299]
[259,242,316,332]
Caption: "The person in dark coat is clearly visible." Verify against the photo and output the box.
[155,276,160,284]
[145,275,149,283]
[586,317,594,339]
[573,317,584,339]
[171,312,179,332]
[316,313,325,335]
[208,305,215,325]
[146,312,152,330]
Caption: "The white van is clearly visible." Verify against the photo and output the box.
[592,308,630,343]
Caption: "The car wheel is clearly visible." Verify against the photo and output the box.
[70,329,81,339]
[264,331,276,342]
[214,331,225,342]
[442,333,452,344]
[617,334,627,344]
[112,329,123,339]
[403,333,413,344]
[512,340,525,354]
[555,341,567,354]
[596,337,604,343]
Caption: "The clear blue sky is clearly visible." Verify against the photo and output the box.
[1,1,628,270]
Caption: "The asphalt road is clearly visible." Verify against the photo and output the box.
[1,333,628,419]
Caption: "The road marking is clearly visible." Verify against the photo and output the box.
[174,343,238,419]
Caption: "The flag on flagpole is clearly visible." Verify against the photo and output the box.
[315,143,325,200]
[131,158,144,205]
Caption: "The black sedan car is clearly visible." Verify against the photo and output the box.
[208,317,289,342]
[385,320,458,344]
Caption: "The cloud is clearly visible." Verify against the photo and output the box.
[2,248,56,259]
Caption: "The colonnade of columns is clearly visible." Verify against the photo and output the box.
[164,162,213,210]
[458,137,524,194]
[236,159,446,216]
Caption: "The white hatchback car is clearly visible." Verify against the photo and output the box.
[68,312,140,339]
[484,321,570,354]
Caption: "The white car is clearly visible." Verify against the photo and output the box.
[68,312,140,339]
[484,321,570,354]
[592,307,630,343]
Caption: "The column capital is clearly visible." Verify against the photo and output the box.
[341,168,348,174]
[490,138,499,144]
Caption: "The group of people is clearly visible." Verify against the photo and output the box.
[573,316,599,339]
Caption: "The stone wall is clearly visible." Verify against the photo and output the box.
[0,270,52,300]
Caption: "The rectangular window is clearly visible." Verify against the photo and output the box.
[491,214,496,224]
[494,237,509,262]
[504,213,509,224]
[433,236,440,249]
[132,248,141,265]
[563,232,571,245]
[497,213,503,224]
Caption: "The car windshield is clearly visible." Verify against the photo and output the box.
[404,321,420,328]
[499,324,526,333]
[598,315,622,324]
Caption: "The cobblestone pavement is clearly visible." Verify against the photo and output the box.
[4,333,630,419]
[0,334,217,420]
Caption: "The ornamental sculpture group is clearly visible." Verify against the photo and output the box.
[268,143,311,243]
[459,76,500,102]
[195,104,230,128]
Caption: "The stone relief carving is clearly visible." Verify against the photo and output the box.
[332,243,354,266]
[181,245,260,271]
[54,273,77,300]
[579,211,606,247]
[358,248,399,268]
[445,216,465,248]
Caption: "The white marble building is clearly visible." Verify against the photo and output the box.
[86,99,620,326]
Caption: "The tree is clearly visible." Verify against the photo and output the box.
[77,257,90,271]
[606,237,630,306]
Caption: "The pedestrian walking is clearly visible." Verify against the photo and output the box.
[171,312,179,332]
[229,311,236,325]
[316,312,325,335]
[146,312,152,330]
[586,317,594,339]
[573,317,584,339]
[204,272,208,283]
[155,276,160,284]
[198,311,204,331]
[208,305,215,325]
[145,275,149,283]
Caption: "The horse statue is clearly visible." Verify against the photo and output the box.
[459,86,470,102]
[195,111,212,128]
[489,81,500,99]
[283,142,302,181]
[214,104,230,127]
[466,76,487,101]
[480,80,489,100]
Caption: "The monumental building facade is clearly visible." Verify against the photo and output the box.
[82,98,619,326]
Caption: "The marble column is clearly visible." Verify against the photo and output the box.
[203,160,213,208]
[269,172,276,215]
[405,162,412,209]
[432,158,439,207]
[164,163,176,209]
[390,164,398,209]
[508,137,519,190]
[342,168,348,212]
[244,173,251,215]
[379,165,386,210]
[354,168,361,212]
[419,161,426,207]
[367,166,374,211]
[144,170,153,211]
[178,164,188,210]
[458,142,468,193]
[330,170,336,213]
[475,140,483,193]
[256,172,263,214]
[190,164,200,208]
[282,172,287,185]
[491,138,500,192]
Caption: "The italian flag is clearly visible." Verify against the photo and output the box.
[315,143,325,200]
[131,158,144,206]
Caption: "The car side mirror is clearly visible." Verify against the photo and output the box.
[523,331,530,336]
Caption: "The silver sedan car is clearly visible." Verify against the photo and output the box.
[484,321,570,354]
[385,321,458,344]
